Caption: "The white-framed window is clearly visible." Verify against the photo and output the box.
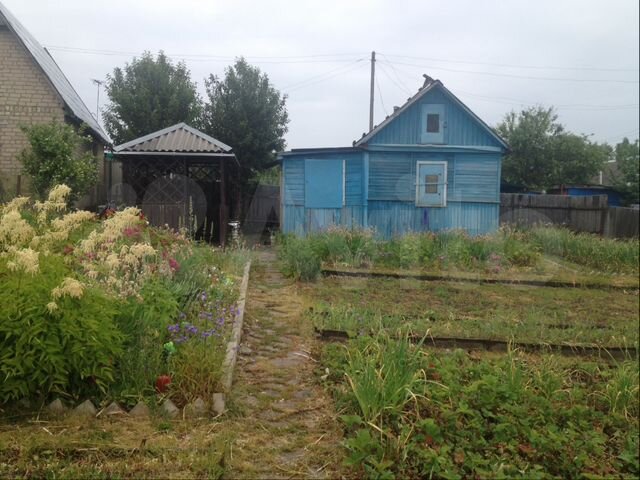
[420,104,445,144]
[415,161,447,207]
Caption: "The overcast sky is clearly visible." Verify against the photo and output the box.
[4,0,639,148]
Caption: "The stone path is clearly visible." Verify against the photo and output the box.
[223,249,344,479]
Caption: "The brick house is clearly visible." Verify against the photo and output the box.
[0,2,110,206]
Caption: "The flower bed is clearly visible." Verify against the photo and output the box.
[0,185,246,409]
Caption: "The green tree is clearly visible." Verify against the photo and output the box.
[103,51,202,145]
[20,121,97,202]
[611,137,640,204]
[202,58,289,196]
[496,106,607,190]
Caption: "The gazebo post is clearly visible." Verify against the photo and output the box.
[220,159,227,247]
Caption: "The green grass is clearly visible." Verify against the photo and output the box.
[529,226,639,274]
[277,226,639,281]
[319,334,639,479]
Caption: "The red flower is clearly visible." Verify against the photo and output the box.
[168,258,180,272]
[155,375,171,393]
[62,244,74,255]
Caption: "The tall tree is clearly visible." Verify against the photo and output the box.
[496,106,607,190]
[202,58,289,192]
[103,52,202,144]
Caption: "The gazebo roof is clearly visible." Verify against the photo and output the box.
[114,123,233,156]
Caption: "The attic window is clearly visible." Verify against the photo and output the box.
[426,114,440,133]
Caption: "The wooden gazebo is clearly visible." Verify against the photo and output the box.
[112,123,237,245]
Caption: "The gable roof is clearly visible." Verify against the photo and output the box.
[0,2,110,144]
[114,123,233,154]
[354,79,508,150]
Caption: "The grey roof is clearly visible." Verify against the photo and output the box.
[354,79,508,150]
[0,2,110,144]
[114,123,233,154]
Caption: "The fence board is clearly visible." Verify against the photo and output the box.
[500,194,638,238]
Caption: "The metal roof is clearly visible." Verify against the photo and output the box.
[0,2,110,144]
[354,79,508,150]
[114,123,233,154]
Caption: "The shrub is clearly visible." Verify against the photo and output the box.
[0,254,123,402]
[19,121,98,202]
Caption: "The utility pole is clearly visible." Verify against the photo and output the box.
[369,51,376,132]
[91,78,104,123]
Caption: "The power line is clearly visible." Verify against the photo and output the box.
[284,60,367,93]
[379,55,413,94]
[45,45,368,63]
[380,62,640,111]
[455,89,639,111]
[382,52,639,73]
[377,61,412,96]
[375,75,389,116]
[383,59,639,84]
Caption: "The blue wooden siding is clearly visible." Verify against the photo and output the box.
[368,152,499,204]
[345,158,364,206]
[367,88,502,148]
[449,154,500,203]
[283,158,304,205]
[368,201,498,237]
[282,150,501,237]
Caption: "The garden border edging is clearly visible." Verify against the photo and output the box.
[214,259,251,413]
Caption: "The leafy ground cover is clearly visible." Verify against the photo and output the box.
[277,226,639,281]
[318,333,639,478]
[0,185,248,409]
[305,276,639,347]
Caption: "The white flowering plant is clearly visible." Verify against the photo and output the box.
[0,185,247,405]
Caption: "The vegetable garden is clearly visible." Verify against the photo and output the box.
[279,226,639,478]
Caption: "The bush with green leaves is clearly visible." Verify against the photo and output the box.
[0,254,123,403]
[19,121,98,202]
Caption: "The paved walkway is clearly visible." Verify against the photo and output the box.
[224,250,344,479]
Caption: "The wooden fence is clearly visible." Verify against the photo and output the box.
[242,184,280,235]
[500,194,639,238]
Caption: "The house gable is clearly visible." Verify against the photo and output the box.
[0,2,109,144]
[356,81,507,151]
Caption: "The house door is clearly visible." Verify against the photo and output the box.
[416,161,447,207]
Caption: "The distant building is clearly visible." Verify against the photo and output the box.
[547,185,624,207]
[279,77,509,237]
[0,1,110,205]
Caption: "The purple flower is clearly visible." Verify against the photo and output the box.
[167,324,180,333]
[186,324,199,335]
[217,317,225,327]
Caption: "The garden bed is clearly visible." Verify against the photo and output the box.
[317,334,639,478]
[321,266,639,290]
[315,327,637,361]
[304,276,639,348]
[277,226,639,282]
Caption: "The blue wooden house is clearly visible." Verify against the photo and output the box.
[279,77,509,237]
